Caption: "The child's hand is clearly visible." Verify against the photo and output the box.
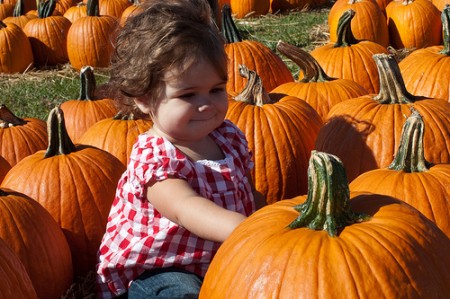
[147,178,246,242]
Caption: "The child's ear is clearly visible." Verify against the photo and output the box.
[134,97,152,114]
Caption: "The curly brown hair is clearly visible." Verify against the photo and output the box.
[108,0,228,116]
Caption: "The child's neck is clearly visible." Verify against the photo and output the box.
[175,136,224,162]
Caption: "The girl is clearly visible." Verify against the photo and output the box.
[96,0,265,298]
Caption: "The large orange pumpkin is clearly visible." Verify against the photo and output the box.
[1,106,126,276]
[350,109,450,238]
[0,188,73,299]
[310,9,389,94]
[0,238,38,299]
[386,0,442,49]
[272,41,368,121]
[226,65,322,204]
[60,65,119,143]
[328,0,389,47]
[315,53,450,182]
[398,5,450,102]
[229,0,270,18]
[222,4,294,95]
[0,20,33,73]
[0,104,48,167]
[200,151,450,298]
[79,112,153,167]
[22,0,71,66]
[66,0,118,70]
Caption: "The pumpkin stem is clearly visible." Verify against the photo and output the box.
[334,9,359,47]
[44,106,77,158]
[0,104,27,127]
[233,65,275,107]
[79,66,96,101]
[440,5,450,55]
[289,151,370,237]
[388,108,430,172]
[12,0,25,17]
[372,53,419,104]
[86,0,99,17]
[0,189,8,196]
[0,20,6,29]
[277,41,334,83]
[113,111,136,120]
[221,4,242,43]
[37,0,56,18]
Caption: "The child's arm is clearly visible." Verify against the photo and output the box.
[147,178,246,243]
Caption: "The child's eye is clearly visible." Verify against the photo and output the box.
[179,93,195,98]
[211,87,225,94]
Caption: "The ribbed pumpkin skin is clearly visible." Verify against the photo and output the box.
[200,193,450,298]
[0,21,34,73]
[328,0,390,47]
[63,2,87,23]
[350,165,450,238]
[230,0,270,18]
[60,99,119,143]
[226,96,322,204]
[79,117,153,166]
[315,99,450,182]
[0,118,47,167]
[67,15,118,70]
[0,146,126,276]
[226,40,294,95]
[0,188,73,299]
[399,45,450,102]
[386,0,442,49]
[98,0,131,19]
[0,238,38,299]
[22,16,71,66]
[271,79,368,121]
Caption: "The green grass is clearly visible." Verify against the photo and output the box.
[0,8,329,121]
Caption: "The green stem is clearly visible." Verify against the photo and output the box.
[44,106,76,158]
[277,41,334,83]
[372,54,419,104]
[79,66,96,101]
[87,0,99,17]
[233,65,275,107]
[440,5,450,55]
[221,4,242,43]
[37,0,56,18]
[388,108,430,172]
[334,9,359,48]
[289,151,370,237]
[0,104,26,127]
[13,0,25,17]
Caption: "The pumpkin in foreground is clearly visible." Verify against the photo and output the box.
[200,151,450,298]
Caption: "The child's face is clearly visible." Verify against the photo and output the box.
[147,58,228,143]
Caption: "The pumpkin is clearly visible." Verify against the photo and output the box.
[386,0,442,49]
[432,0,450,11]
[2,0,37,29]
[315,53,450,182]
[119,0,142,27]
[222,4,294,95]
[60,65,119,143]
[0,20,33,73]
[272,41,368,121]
[66,0,118,71]
[0,104,48,167]
[63,1,87,23]
[22,0,71,67]
[328,0,389,47]
[0,0,14,20]
[0,188,73,299]
[55,0,77,15]
[200,151,450,298]
[0,238,38,299]
[398,5,450,102]
[270,0,315,13]
[1,106,126,276]
[350,109,450,238]
[79,112,153,167]
[310,9,389,94]
[226,65,322,204]
[229,0,270,18]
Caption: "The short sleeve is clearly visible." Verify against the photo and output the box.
[126,135,193,198]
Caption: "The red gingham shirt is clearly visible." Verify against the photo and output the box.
[96,120,255,298]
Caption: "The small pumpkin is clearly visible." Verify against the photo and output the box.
[63,1,87,23]
[0,20,33,73]
[350,109,450,238]
[200,151,450,298]
[2,0,37,29]
[60,65,119,143]
[229,0,270,18]
[1,106,126,276]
